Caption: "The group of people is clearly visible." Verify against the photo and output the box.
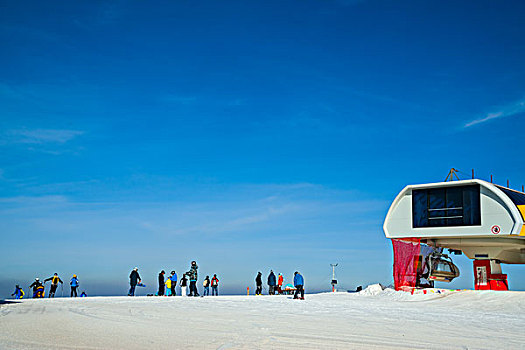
[128,261,220,297]
[11,265,305,300]
[255,270,305,299]
[13,273,87,299]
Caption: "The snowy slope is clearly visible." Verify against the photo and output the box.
[1,287,524,349]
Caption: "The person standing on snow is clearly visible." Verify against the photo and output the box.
[128,267,141,296]
[277,273,284,294]
[211,274,219,296]
[180,274,188,296]
[203,276,210,296]
[29,278,44,298]
[267,270,276,295]
[44,273,63,298]
[70,274,79,297]
[165,277,172,296]
[186,261,199,297]
[11,285,24,299]
[158,270,166,296]
[169,271,177,296]
[293,271,305,300]
[255,272,263,295]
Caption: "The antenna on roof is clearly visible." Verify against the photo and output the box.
[330,263,338,292]
[444,168,460,182]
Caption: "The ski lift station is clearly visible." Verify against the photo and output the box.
[383,177,525,291]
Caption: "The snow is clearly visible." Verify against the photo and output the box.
[1,288,525,349]
[357,283,385,296]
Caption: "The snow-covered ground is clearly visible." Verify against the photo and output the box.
[1,285,524,349]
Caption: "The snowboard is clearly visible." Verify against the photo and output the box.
[137,283,146,287]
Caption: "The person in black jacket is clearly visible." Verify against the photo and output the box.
[44,273,63,298]
[267,270,276,295]
[180,274,188,296]
[255,272,263,295]
[29,278,44,298]
[158,270,165,296]
[128,267,141,296]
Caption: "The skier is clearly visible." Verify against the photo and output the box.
[277,273,284,294]
[211,274,219,296]
[158,270,166,296]
[293,271,304,300]
[180,274,188,296]
[128,267,141,296]
[186,261,199,297]
[11,285,24,299]
[29,278,44,298]
[70,274,79,297]
[44,273,63,298]
[80,291,87,297]
[203,276,210,296]
[169,271,177,296]
[267,270,277,295]
[255,272,263,295]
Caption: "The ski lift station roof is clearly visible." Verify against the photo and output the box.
[383,179,525,264]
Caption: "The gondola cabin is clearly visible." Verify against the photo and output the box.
[383,179,525,290]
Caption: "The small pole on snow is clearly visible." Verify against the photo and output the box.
[330,263,338,292]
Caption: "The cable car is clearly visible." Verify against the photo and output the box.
[426,252,460,282]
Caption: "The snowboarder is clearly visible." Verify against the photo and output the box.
[11,285,24,299]
[128,267,141,296]
[267,270,277,295]
[211,274,219,296]
[169,271,177,296]
[158,270,166,296]
[293,271,304,300]
[80,291,87,297]
[277,273,284,294]
[186,261,199,297]
[255,272,263,295]
[29,278,44,298]
[70,274,79,297]
[44,273,63,298]
[180,274,188,296]
[203,276,210,296]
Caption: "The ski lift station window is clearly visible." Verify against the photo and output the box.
[412,185,481,228]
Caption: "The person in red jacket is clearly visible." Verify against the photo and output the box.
[277,273,284,294]
[211,274,219,296]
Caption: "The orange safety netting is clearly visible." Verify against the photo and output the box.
[392,238,421,291]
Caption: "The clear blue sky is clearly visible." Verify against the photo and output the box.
[1,0,525,297]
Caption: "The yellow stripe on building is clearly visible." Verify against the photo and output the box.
[518,205,525,236]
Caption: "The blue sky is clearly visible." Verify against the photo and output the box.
[1,0,525,296]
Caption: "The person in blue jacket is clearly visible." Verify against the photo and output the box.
[293,271,304,300]
[11,285,24,299]
[169,270,177,296]
[70,274,80,297]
